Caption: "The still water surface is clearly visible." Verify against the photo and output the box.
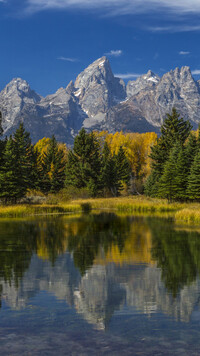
[0,212,200,355]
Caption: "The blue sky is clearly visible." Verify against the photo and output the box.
[1,0,200,96]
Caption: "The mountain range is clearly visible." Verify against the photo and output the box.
[1,57,200,144]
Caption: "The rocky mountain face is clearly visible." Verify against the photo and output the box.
[0,58,200,144]
[126,70,160,98]
[0,78,41,132]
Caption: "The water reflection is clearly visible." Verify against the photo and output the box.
[0,213,200,330]
[149,219,200,297]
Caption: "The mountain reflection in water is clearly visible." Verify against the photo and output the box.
[0,213,200,331]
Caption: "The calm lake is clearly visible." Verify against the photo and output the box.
[0,212,200,355]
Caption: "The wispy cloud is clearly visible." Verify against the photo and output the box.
[57,56,79,62]
[115,73,141,79]
[149,25,200,33]
[192,70,200,75]
[105,50,123,57]
[179,51,190,55]
[23,0,200,16]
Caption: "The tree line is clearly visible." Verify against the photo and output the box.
[2,107,200,203]
[0,124,66,202]
[0,121,132,202]
[145,107,200,202]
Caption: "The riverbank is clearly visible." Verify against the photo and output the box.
[0,203,81,218]
[0,196,187,216]
[0,196,199,224]
[175,208,200,225]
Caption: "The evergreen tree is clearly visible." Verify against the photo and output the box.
[40,135,66,193]
[85,132,103,196]
[197,123,200,148]
[65,129,102,196]
[150,137,169,180]
[65,149,84,188]
[0,123,38,201]
[13,122,33,198]
[158,142,189,202]
[187,150,200,201]
[150,108,191,176]
[144,171,159,197]
[0,136,18,202]
[174,145,189,201]
[115,146,131,187]
[185,133,198,168]
[146,108,191,196]
[29,145,40,190]
[158,144,179,202]
[0,136,7,170]
[160,107,191,146]
[101,142,121,197]
[184,133,198,183]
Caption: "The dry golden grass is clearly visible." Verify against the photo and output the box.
[0,196,200,224]
[0,204,80,218]
[175,207,200,225]
[68,196,185,213]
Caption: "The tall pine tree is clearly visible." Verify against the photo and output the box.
[65,129,102,196]
[115,146,131,187]
[146,108,191,196]
[158,142,190,202]
[13,122,33,198]
[0,123,39,201]
[185,133,198,168]
[0,136,18,202]
[158,143,180,202]
[101,142,121,197]
[39,135,66,193]
[174,144,188,201]
[187,150,200,201]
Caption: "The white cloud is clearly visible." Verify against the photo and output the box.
[57,56,78,62]
[149,25,200,33]
[105,50,123,57]
[179,51,190,55]
[114,73,141,79]
[192,70,200,75]
[24,0,200,16]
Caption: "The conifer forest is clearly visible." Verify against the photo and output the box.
[0,108,200,203]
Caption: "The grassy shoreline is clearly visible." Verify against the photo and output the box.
[0,203,81,218]
[0,197,177,215]
[0,196,199,225]
[174,208,200,225]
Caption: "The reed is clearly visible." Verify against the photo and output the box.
[69,196,185,213]
[0,204,80,218]
[0,196,199,223]
[175,208,200,225]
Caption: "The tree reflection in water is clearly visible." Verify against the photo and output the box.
[66,213,130,275]
[0,213,200,312]
[149,218,200,297]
